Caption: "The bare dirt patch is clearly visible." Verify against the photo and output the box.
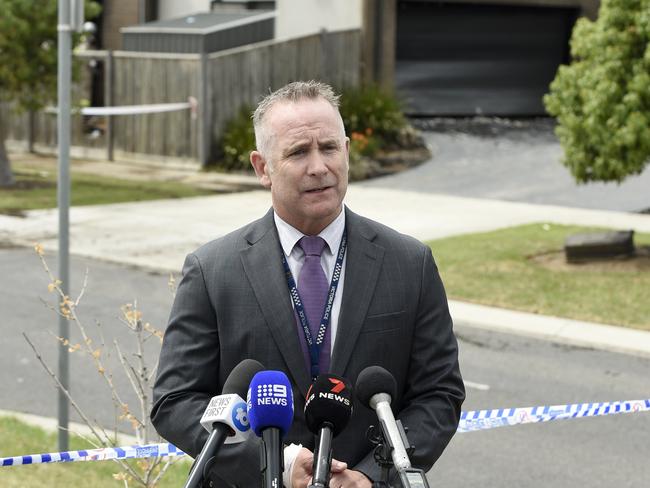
[529,246,650,272]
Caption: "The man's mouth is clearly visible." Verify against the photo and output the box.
[305,186,330,193]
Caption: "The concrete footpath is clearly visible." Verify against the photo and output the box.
[1,183,650,357]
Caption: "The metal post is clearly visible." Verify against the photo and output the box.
[139,0,147,23]
[198,52,210,166]
[373,0,384,85]
[319,29,329,82]
[27,110,36,153]
[57,0,72,452]
[105,50,114,161]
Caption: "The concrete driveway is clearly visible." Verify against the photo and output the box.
[362,118,650,213]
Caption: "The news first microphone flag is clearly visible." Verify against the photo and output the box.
[183,358,264,488]
[199,394,250,444]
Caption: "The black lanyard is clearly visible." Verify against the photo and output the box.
[281,230,347,379]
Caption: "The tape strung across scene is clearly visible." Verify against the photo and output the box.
[2,398,648,466]
[457,398,650,433]
[1,442,185,467]
[45,97,198,117]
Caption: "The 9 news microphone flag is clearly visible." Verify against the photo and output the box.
[304,374,353,488]
[183,359,264,488]
[248,370,294,488]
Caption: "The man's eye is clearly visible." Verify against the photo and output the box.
[288,149,306,157]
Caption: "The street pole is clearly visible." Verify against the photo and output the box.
[57,0,72,452]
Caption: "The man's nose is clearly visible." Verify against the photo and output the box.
[306,151,328,175]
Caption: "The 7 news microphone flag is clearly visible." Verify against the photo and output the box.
[304,374,353,488]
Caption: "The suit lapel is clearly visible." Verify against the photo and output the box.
[240,210,312,398]
[331,208,384,377]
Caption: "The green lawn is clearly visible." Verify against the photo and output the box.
[0,162,212,215]
[0,416,191,487]
[427,223,650,330]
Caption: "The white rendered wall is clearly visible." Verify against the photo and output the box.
[275,0,363,39]
[158,0,211,20]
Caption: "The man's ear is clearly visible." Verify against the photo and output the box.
[250,150,272,188]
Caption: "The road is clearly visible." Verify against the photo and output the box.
[1,246,174,434]
[429,327,649,488]
[1,247,648,486]
[362,119,650,213]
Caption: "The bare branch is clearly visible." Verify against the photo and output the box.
[94,318,108,350]
[168,273,177,298]
[147,358,160,384]
[151,457,183,486]
[23,333,109,446]
[115,341,146,408]
[39,296,57,312]
[74,267,90,306]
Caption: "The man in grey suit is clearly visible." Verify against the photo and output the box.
[151,81,464,488]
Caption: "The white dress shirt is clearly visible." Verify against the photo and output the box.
[274,208,347,354]
[273,208,347,487]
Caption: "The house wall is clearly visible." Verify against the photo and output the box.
[157,0,211,20]
[275,0,363,38]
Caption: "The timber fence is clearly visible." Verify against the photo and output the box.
[1,29,360,167]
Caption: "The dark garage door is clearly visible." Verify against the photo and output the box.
[396,1,579,116]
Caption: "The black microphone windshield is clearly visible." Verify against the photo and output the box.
[222,359,265,398]
[304,374,353,437]
[356,366,397,408]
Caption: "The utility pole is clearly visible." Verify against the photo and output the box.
[56,0,83,452]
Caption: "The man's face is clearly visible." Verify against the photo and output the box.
[250,98,349,235]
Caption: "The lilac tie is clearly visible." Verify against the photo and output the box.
[296,236,331,375]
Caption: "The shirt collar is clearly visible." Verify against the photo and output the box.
[274,208,346,257]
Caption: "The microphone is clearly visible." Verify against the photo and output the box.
[356,366,430,488]
[247,370,294,488]
[183,359,265,488]
[304,374,353,488]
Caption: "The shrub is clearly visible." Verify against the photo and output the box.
[350,128,381,156]
[218,105,256,171]
[340,85,408,149]
[543,0,650,183]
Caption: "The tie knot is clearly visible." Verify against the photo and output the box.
[299,236,327,257]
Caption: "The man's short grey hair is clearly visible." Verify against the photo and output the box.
[252,80,343,160]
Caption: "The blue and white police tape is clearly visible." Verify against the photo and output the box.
[1,442,185,467]
[458,398,650,433]
[2,398,649,466]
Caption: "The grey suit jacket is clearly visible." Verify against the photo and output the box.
[151,207,464,487]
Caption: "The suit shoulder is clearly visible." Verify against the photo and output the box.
[190,214,273,263]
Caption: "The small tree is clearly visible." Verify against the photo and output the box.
[25,244,182,487]
[544,0,650,183]
[0,0,99,187]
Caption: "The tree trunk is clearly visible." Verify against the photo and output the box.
[27,109,36,153]
[0,126,15,188]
